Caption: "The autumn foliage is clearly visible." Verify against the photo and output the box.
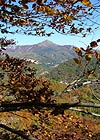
[0,0,99,36]
[73,39,100,78]
[0,0,100,139]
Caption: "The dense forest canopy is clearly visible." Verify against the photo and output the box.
[0,0,100,140]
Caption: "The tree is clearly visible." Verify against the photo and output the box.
[0,0,100,139]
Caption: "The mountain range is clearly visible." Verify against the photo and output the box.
[5,40,76,67]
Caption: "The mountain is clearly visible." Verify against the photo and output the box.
[5,40,76,67]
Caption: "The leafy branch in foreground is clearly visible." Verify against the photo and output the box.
[0,0,99,36]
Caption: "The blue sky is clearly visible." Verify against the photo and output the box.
[0,28,100,48]
[0,0,100,48]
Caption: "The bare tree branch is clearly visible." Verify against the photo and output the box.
[0,101,100,113]
[91,88,100,102]
[69,107,100,117]
[93,93,100,102]
[60,79,100,94]
[0,101,79,112]
[0,123,37,140]
[77,102,100,108]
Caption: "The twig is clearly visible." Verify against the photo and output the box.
[91,88,100,102]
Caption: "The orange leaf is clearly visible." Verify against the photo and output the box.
[73,58,82,65]
[73,47,82,57]
[88,73,94,79]
[85,54,92,61]
[94,51,100,61]
[81,0,92,7]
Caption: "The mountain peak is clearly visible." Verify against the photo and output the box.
[38,40,57,47]
[43,40,53,43]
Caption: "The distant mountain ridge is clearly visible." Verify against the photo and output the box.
[5,40,76,67]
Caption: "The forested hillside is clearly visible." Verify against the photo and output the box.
[46,57,100,82]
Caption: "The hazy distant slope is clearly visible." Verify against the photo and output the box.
[5,40,76,67]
